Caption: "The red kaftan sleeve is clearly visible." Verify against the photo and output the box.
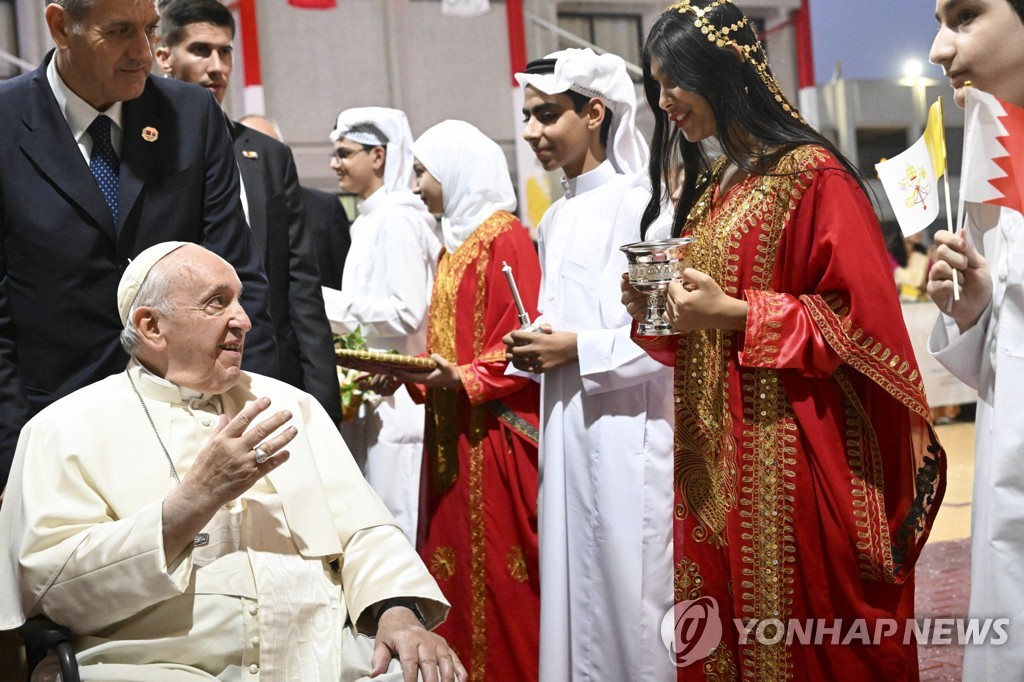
[459,226,542,406]
[738,167,911,387]
[630,319,678,368]
[741,290,841,378]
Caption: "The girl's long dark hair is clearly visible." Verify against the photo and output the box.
[640,3,864,238]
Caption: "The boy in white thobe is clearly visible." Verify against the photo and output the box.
[926,3,1024,677]
[504,49,675,682]
[321,108,441,544]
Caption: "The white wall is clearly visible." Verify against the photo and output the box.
[248,0,806,190]
[1,0,808,192]
[252,0,514,190]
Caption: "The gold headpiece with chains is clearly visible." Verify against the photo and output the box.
[663,0,803,121]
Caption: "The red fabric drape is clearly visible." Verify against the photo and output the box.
[287,0,336,8]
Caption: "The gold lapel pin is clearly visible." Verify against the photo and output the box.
[142,126,159,142]
[242,150,259,159]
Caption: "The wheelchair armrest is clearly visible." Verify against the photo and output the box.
[19,616,80,682]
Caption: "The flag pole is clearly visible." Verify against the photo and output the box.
[937,97,960,301]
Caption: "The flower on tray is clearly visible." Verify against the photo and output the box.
[334,327,381,422]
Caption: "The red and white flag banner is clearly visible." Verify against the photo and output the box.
[960,88,1024,217]
[287,0,337,9]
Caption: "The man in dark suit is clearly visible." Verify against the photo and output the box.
[302,186,353,289]
[0,0,277,490]
[237,114,353,289]
[156,0,342,423]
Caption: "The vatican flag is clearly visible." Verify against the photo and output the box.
[876,100,947,237]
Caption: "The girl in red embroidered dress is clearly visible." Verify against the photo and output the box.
[623,2,947,680]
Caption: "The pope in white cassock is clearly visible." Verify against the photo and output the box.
[0,242,465,682]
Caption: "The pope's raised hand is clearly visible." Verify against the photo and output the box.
[182,397,296,506]
[161,397,296,560]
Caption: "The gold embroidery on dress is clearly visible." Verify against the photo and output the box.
[460,364,483,404]
[834,367,895,582]
[479,347,506,363]
[427,243,462,493]
[738,368,797,680]
[674,157,738,546]
[677,147,827,680]
[430,546,456,580]
[468,409,487,681]
[507,546,529,583]
[426,212,519,493]
[426,211,519,681]
[801,293,931,422]
[705,641,741,682]
[675,556,706,601]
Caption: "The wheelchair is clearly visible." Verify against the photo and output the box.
[19,616,80,682]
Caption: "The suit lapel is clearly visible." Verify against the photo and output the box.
[20,64,116,240]
[119,83,161,236]
[232,124,268,255]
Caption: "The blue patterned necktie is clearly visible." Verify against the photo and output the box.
[88,115,120,227]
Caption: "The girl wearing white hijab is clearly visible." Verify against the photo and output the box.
[321,107,440,544]
[387,120,543,681]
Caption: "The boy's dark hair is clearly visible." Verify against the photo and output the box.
[159,0,235,48]
[522,57,615,148]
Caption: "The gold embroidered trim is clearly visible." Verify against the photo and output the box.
[705,641,741,682]
[479,347,506,363]
[430,546,456,581]
[834,368,894,582]
[738,368,796,680]
[461,363,485,404]
[742,290,784,366]
[468,407,487,680]
[800,293,931,423]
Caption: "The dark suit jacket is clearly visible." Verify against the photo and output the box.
[302,187,352,289]
[230,122,342,423]
[0,54,277,488]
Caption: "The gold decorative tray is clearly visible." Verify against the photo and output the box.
[336,348,437,373]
